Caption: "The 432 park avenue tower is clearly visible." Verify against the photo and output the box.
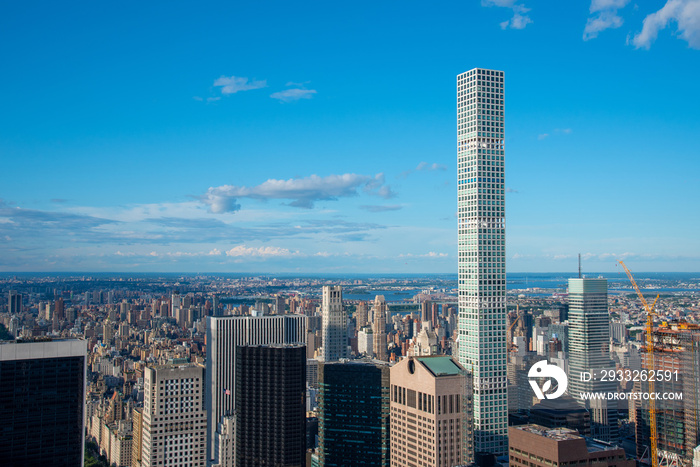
[456,67,507,454]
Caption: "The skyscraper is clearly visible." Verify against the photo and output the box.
[373,295,388,362]
[390,356,472,467]
[0,339,87,466]
[318,361,391,466]
[235,345,306,467]
[321,286,348,362]
[206,314,307,463]
[8,290,22,314]
[457,67,508,453]
[141,363,207,467]
[567,278,619,442]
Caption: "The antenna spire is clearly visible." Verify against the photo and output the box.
[578,253,582,278]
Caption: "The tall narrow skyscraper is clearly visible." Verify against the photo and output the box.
[373,295,388,362]
[456,67,508,454]
[321,286,348,362]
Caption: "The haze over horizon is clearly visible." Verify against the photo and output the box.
[2,1,699,273]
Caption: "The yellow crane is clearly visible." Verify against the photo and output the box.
[619,260,660,467]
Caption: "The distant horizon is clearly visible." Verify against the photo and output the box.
[1,271,698,277]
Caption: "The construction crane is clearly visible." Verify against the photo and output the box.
[619,260,661,467]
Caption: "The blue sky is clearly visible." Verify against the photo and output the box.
[1,0,699,273]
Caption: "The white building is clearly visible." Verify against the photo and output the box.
[212,415,235,467]
[358,327,374,357]
[456,67,508,454]
[205,314,307,464]
[141,363,206,467]
[320,285,348,362]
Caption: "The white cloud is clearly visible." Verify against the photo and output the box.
[225,245,296,257]
[208,248,222,256]
[399,161,447,178]
[399,252,449,258]
[538,128,572,140]
[270,88,317,102]
[201,173,396,213]
[584,0,630,40]
[633,0,700,49]
[416,162,447,172]
[483,0,533,29]
[213,75,267,95]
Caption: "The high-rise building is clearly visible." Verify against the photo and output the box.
[206,314,307,463]
[635,322,700,466]
[321,286,348,362]
[141,363,207,467]
[373,295,388,362]
[8,290,22,314]
[356,301,369,331]
[567,278,619,442]
[318,361,391,466]
[235,345,306,467]
[457,67,508,454]
[390,356,472,467]
[0,339,87,466]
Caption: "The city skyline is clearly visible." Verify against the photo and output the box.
[1,1,699,273]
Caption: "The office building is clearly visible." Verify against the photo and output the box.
[373,295,388,362]
[456,67,508,453]
[0,339,87,466]
[508,425,633,467]
[567,278,619,442]
[321,286,348,362]
[8,290,22,314]
[390,356,471,467]
[318,361,391,466]
[235,345,306,467]
[205,314,307,462]
[141,363,206,467]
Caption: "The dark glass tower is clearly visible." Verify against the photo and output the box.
[0,339,87,467]
[318,361,390,467]
[235,344,306,467]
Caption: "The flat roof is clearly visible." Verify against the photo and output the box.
[416,356,462,376]
[0,339,87,361]
[512,424,582,441]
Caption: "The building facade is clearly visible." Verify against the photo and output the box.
[0,339,87,467]
[141,364,207,467]
[509,425,633,467]
[235,345,306,467]
[205,314,307,462]
[390,356,471,467]
[373,295,388,362]
[456,67,508,454]
[636,323,700,466]
[321,286,348,362]
[318,361,391,466]
[567,278,619,442]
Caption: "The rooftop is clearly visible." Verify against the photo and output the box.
[415,356,462,376]
[512,424,582,441]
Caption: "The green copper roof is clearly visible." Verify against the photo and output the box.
[415,356,462,376]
